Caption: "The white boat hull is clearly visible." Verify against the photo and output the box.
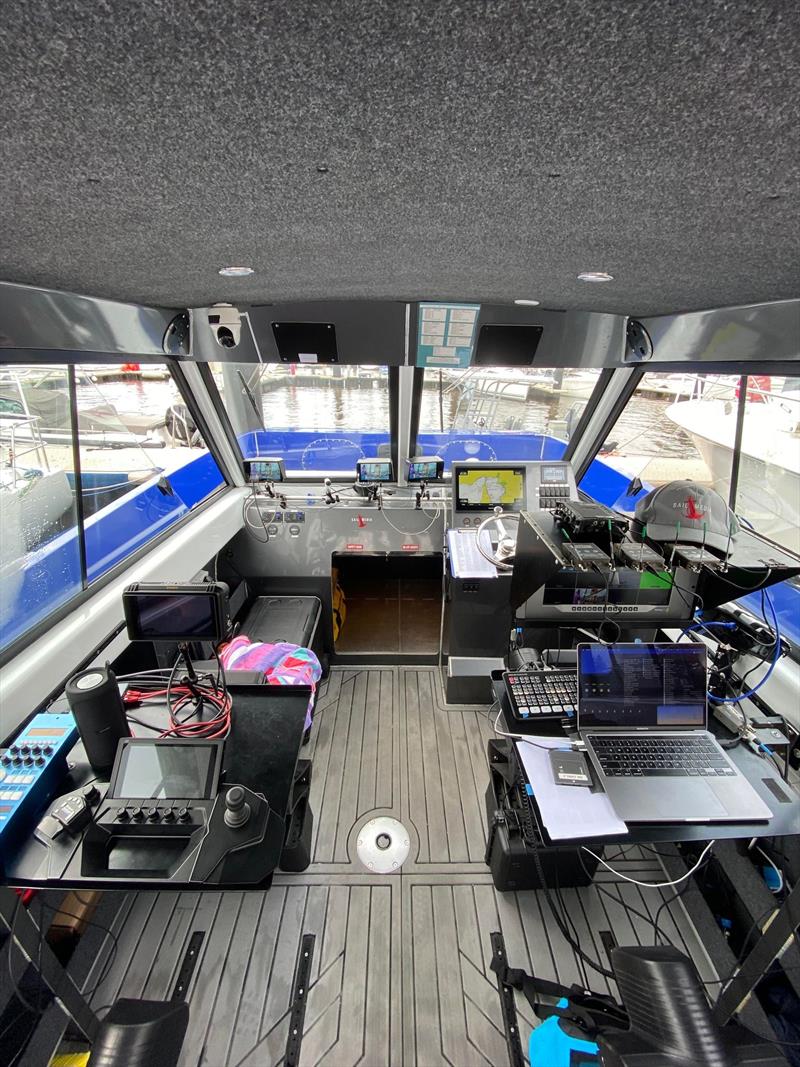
[666,399,800,553]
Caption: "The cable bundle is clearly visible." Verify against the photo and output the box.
[120,653,232,739]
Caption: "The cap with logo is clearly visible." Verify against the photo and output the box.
[633,480,739,554]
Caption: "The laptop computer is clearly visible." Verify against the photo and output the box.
[577,642,773,823]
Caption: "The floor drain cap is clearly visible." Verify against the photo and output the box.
[356,817,410,873]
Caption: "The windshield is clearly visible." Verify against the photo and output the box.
[211,362,391,472]
[416,367,601,470]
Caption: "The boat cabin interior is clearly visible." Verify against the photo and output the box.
[1,2,800,1065]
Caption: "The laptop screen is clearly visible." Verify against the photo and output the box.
[577,643,707,730]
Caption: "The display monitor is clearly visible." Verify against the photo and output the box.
[123,582,232,643]
[577,643,707,730]
[245,458,286,482]
[356,459,394,483]
[541,465,568,484]
[454,465,526,511]
[109,740,222,800]
[407,456,444,483]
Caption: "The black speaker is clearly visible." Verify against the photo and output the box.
[65,664,131,776]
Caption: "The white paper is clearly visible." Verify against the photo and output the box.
[514,739,629,841]
[447,528,498,578]
[298,352,318,363]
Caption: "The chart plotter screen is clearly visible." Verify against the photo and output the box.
[455,466,526,511]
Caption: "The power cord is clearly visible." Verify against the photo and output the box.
[581,840,716,889]
[493,706,580,752]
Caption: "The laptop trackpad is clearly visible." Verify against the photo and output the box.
[618,779,727,821]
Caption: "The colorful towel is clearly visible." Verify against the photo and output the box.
[218,636,322,729]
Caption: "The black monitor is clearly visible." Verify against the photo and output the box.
[356,459,394,484]
[123,582,232,643]
[109,739,223,800]
[244,458,286,483]
[407,456,444,483]
[577,643,707,730]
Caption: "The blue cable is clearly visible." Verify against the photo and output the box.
[680,621,737,638]
[709,590,781,704]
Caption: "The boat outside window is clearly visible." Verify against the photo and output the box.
[416,367,602,471]
[583,371,800,646]
[580,373,736,516]
[732,375,800,555]
[730,374,800,647]
[209,362,391,473]
[0,362,225,654]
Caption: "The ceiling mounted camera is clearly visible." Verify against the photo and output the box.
[208,303,242,348]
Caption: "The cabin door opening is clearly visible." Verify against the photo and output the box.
[331,552,442,654]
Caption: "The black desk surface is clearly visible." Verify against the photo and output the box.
[3,684,309,889]
[491,676,800,847]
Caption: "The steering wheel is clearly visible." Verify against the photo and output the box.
[475,506,520,571]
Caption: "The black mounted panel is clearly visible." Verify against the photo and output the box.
[271,321,338,363]
[473,323,544,366]
[236,301,408,365]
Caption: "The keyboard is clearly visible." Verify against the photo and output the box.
[503,670,577,721]
[587,735,738,778]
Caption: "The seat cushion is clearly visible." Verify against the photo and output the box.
[240,596,321,648]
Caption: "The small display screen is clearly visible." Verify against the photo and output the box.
[357,460,394,483]
[408,459,442,482]
[541,465,567,484]
[455,466,526,511]
[542,569,673,608]
[128,592,218,641]
[111,743,218,800]
[247,460,284,483]
[28,728,67,737]
[578,644,707,730]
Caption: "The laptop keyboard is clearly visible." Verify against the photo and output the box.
[588,735,738,778]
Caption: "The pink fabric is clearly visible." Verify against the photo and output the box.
[219,636,322,730]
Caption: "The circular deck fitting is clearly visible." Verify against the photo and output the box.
[356,817,410,873]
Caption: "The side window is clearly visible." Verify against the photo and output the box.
[75,364,224,581]
[580,373,735,510]
[0,365,83,649]
[0,362,225,654]
[732,375,799,554]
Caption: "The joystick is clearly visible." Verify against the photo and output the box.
[224,785,251,829]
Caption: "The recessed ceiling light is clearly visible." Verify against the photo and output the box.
[577,271,614,283]
[514,298,541,306]
[218,266,254,277]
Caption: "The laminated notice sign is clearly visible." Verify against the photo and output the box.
[417,303,480,368]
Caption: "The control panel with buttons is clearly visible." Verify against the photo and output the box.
[537,484,572,508]
[0,712,78,866]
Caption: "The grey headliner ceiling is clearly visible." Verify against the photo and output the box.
[1,0,798,317]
